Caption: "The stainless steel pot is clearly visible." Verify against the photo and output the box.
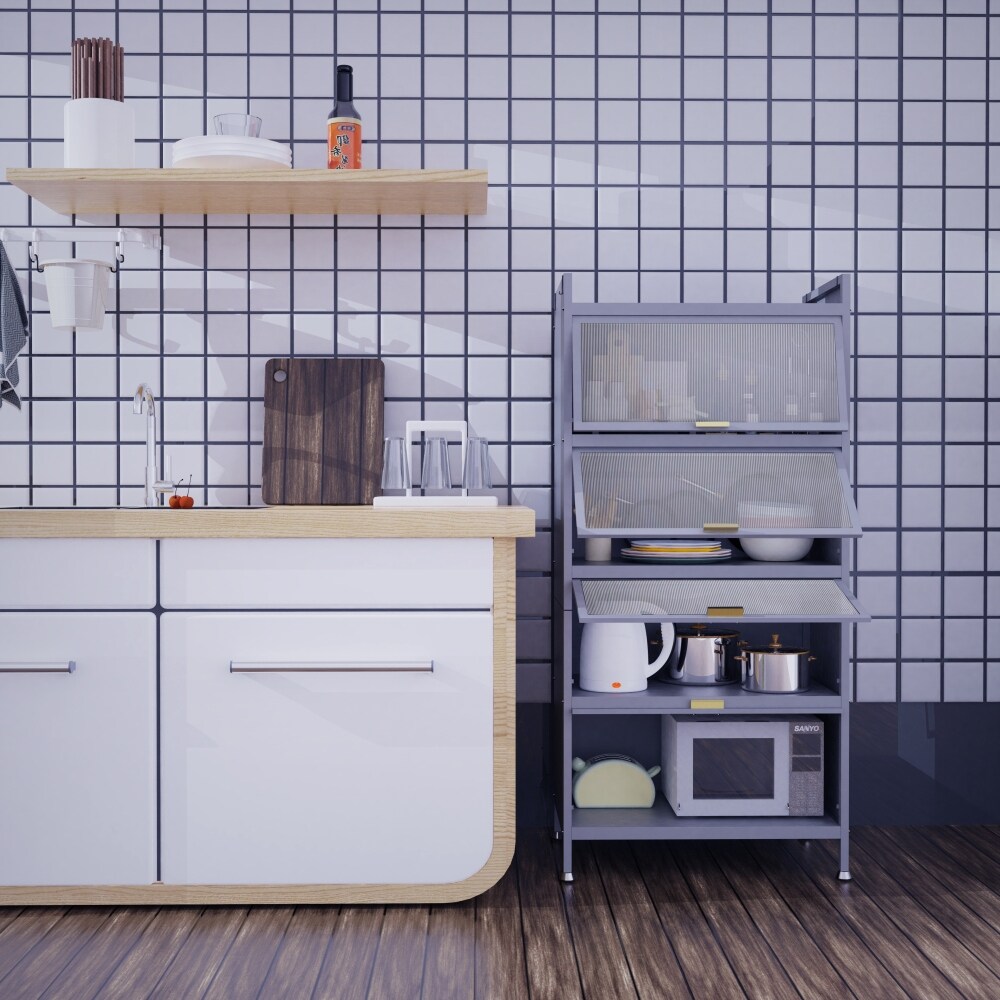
[655,624,741,686]
[736,633,815,693]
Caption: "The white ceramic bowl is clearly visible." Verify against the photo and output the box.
[740,536,813,562]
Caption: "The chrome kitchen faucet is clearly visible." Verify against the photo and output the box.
[132,383,174,507]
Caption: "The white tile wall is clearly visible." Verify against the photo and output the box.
[0,2,996,702]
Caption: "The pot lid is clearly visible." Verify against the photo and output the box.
[740,632,811,655]
[677,623,740,640]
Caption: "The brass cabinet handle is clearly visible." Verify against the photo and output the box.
[695,420,730,428]
[690,698,725,710]
[703,523,738,532]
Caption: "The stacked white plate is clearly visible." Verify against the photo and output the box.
[621,539,733,563]
[172,135,292,170]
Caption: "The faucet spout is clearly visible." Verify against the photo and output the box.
[133,383,154,416]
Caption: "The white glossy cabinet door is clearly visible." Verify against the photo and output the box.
[160,538,492,610]
[0,613,157,886]
[0,539,156,609]
[160,612,494,886]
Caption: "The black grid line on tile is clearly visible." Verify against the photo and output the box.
[1,2,998,699]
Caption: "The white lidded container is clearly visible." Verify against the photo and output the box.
[41,259,111,330]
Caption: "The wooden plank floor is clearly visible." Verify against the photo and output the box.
[0,826,997,999]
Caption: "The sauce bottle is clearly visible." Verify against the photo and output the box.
[328,64,361,170]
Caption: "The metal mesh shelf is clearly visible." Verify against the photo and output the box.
[574,319,844,431]
[574,448,860,537]
[574,578,867,623]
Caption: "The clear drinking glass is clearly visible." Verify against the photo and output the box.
[462,437,492,490]
[213,113,262,137]
[380,437,410,491]
[421,436,452,490]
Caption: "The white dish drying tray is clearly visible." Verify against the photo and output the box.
[373,420,499,508]
[374,496,498,507]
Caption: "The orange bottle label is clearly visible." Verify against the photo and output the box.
[328,118,361,169]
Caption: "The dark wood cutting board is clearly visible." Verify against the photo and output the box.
[262,358,384,505]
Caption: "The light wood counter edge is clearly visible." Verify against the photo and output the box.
[0,535,520,906]
[0,505,535,539]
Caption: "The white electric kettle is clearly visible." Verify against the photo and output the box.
[579,618,675,693]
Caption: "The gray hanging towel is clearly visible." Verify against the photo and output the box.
[0,239,28,410]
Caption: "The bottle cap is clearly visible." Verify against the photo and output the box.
[336,64,353,103]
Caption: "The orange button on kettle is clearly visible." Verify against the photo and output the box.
[611,682,621,689]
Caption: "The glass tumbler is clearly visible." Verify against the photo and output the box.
[380,437,410,491]
[462,437,492,490]
[420,436,452,491]
[213,113,262,137]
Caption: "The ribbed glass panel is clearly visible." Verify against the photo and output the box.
[578,321,839,425]
[576,450,854,534]
[579,579,862,620]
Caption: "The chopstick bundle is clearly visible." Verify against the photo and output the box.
[71,38,125,101]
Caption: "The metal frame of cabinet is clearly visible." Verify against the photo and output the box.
[553,273,867,882]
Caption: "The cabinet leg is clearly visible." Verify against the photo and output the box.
[561,833,573,882]
[838,829,851,882]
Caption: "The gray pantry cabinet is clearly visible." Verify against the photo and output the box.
[553,273,868,881]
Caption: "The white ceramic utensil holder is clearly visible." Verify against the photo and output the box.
[41,259,111,330]
[64,99,135,168]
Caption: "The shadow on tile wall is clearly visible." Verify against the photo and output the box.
[0,5,997,764]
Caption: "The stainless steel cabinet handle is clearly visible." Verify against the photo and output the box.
[0,661,75,673]
[230,660,434,674]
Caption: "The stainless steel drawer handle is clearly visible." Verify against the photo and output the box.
[230,661,434,674]
[0,661,76,674]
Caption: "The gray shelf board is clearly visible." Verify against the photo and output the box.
[571,680,843,714]
[565,302,844,319]
[571,558,842,580]
[567,432,846,448]
[572,420,850,435]
[571,798,841,841]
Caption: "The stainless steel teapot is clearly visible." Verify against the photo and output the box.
[654,623,741,686]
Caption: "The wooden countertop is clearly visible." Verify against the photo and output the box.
[0,506,535,540]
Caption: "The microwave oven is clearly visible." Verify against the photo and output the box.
[662,715,824,817]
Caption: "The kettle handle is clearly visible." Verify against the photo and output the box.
[647,621,675,676]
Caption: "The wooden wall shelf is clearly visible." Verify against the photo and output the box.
[5,167,488,217]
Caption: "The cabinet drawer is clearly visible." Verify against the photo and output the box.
[160,612,493,886]
[0,539,156,609]
[160,538,492,609]
[0,613,156,886]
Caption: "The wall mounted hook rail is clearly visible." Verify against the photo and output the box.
[0,226,160,274]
